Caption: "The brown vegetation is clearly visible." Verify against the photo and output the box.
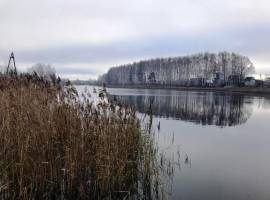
[0,73,163,199]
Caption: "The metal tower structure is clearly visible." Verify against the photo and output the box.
[6,52,17,74]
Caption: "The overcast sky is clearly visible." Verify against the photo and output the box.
[1,0,270,79]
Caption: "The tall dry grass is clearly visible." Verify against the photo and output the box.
[0,73,167,199]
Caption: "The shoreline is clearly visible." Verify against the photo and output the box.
[105,85,270,96]
[74,84,270,96]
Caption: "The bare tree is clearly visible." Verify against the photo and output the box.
[101,52,254,86]
[27,63,56,78]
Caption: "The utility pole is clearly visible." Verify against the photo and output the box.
[6,52,17,75]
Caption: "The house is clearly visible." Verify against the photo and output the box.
[264,78,270,87]
[255,79,264,87]
[214,72,225,86]
[205,79,214,87]
[227,75,242,86]
[244,77,256,87]
[189,77,205,87]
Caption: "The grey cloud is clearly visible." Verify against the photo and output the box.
[1,0,270,78]
[56,65,99,75]
[12,22,270,65]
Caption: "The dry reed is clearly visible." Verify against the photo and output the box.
[0,73,167,199]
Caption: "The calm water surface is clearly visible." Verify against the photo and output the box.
[78,86,270,200]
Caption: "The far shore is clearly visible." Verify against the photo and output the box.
[73,83,270,96]
[103,84,270,96]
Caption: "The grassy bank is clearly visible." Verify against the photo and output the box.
[0,74,167,199]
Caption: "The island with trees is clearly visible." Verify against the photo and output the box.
[99,52,270,94]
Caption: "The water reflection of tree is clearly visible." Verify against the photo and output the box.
[261,96,270,109]
[110,92,253,127]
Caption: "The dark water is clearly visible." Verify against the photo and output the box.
[78,86,270,200]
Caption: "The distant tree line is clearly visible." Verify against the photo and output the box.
[71,79,101,86]
[100,52,255,87]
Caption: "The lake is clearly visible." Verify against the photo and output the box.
[77,86,270,200]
